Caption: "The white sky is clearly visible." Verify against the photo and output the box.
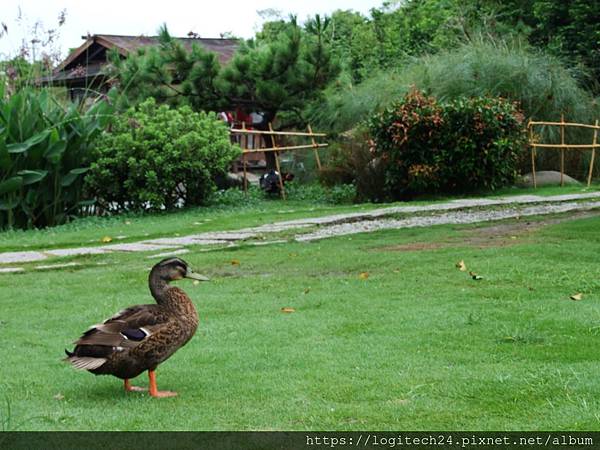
[0,0,385,61]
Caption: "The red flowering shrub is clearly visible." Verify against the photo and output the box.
[369,89,527,199]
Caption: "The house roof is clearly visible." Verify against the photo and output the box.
[56,33,239,72]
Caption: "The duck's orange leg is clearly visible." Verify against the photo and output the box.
[148,369,177,398]
[124,379,146,392]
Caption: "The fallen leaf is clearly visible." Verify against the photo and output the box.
[570,293,583,301]
[101,236,112,243]
[456,260,467,271]
[304,288,310,294]
[281,307,295,313]
[53,393,64,400]
[359,272,369,280]
[393,269,400,273]
[231,259,240,266]
[469,271,483,280]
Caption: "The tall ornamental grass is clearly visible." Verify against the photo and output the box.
[311,40,598,135]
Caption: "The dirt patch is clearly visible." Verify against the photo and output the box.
[376,210,600,252]
[379,242,447,252]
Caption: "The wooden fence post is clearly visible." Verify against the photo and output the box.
[241,121,248,194]
[588,119,599,187]
[560,114,565,187]
[307,124,322,171]
[528,121,537,188]
[268,123,286,200]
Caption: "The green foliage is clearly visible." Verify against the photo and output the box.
[483,0,600,92]
[85,98,240,212]
[108,25,225,112]
[320,128,389,203]
[112,20,339,131]
[0,85,112,230]
[324,1,600,91]
[284,181,355,204]
[369,89,527,198]
[219,16,339,126]
[325,1,466,83]
[208,186,263,207]
[311,41,598,136]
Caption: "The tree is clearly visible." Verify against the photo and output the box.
[111,18,339,169]
[326,10,378,83]
[219,16,338,126]
[108,25,225,112]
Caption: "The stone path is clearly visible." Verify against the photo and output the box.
[2,192,600,272]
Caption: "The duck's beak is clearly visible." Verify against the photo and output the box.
[185,269,210,281]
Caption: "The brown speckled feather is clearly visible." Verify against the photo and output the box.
[65,287,199,380]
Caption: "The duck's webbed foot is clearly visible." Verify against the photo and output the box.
[148,369,178,398]
[124,379,147,392]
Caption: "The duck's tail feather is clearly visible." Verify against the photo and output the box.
[63,355,107,370]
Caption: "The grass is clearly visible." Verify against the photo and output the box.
[1,183,599,254]
[312,39,598,137]
[2,201,600,430]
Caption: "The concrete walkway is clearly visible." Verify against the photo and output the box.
[2,192,600,271]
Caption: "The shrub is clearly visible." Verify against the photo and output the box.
[85,98,240,212]
[369,89,527,199]
[0,86,112,230]
[320,128,388,202]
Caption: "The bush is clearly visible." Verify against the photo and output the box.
[369,89,527,199]
[320,128,388,202]
[0,86,112,230]
[85,98,240,212]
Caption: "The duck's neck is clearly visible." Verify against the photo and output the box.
[149,271,171,306]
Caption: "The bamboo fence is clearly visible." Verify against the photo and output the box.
[528,115,600,188]
[229,123,328,199]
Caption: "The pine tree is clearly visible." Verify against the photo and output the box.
[110,18,339,169]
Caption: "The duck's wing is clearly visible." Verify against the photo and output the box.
[64,304,170,370]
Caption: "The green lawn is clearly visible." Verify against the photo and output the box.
[1,201,600,430]
[0,183,598,254]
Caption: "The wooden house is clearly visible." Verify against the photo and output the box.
[39,34,239,101]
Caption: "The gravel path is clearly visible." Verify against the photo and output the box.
[1,192,600,269]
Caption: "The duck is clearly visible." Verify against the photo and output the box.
[64,257,209,398]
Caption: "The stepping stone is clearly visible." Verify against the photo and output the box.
[0,267,25,273]
[46,247,110,257]
[249,240,287,246]
[146,249,190,259]
[253,223,311,232]
[35,262,80,270]
[145,236,229,246]
[0,251,47,264]
[194,232,257,240]
[101,243,182,252]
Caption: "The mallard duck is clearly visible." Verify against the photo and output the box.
[64,257,209,398]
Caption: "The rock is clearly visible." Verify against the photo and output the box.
[517,171,581,187]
